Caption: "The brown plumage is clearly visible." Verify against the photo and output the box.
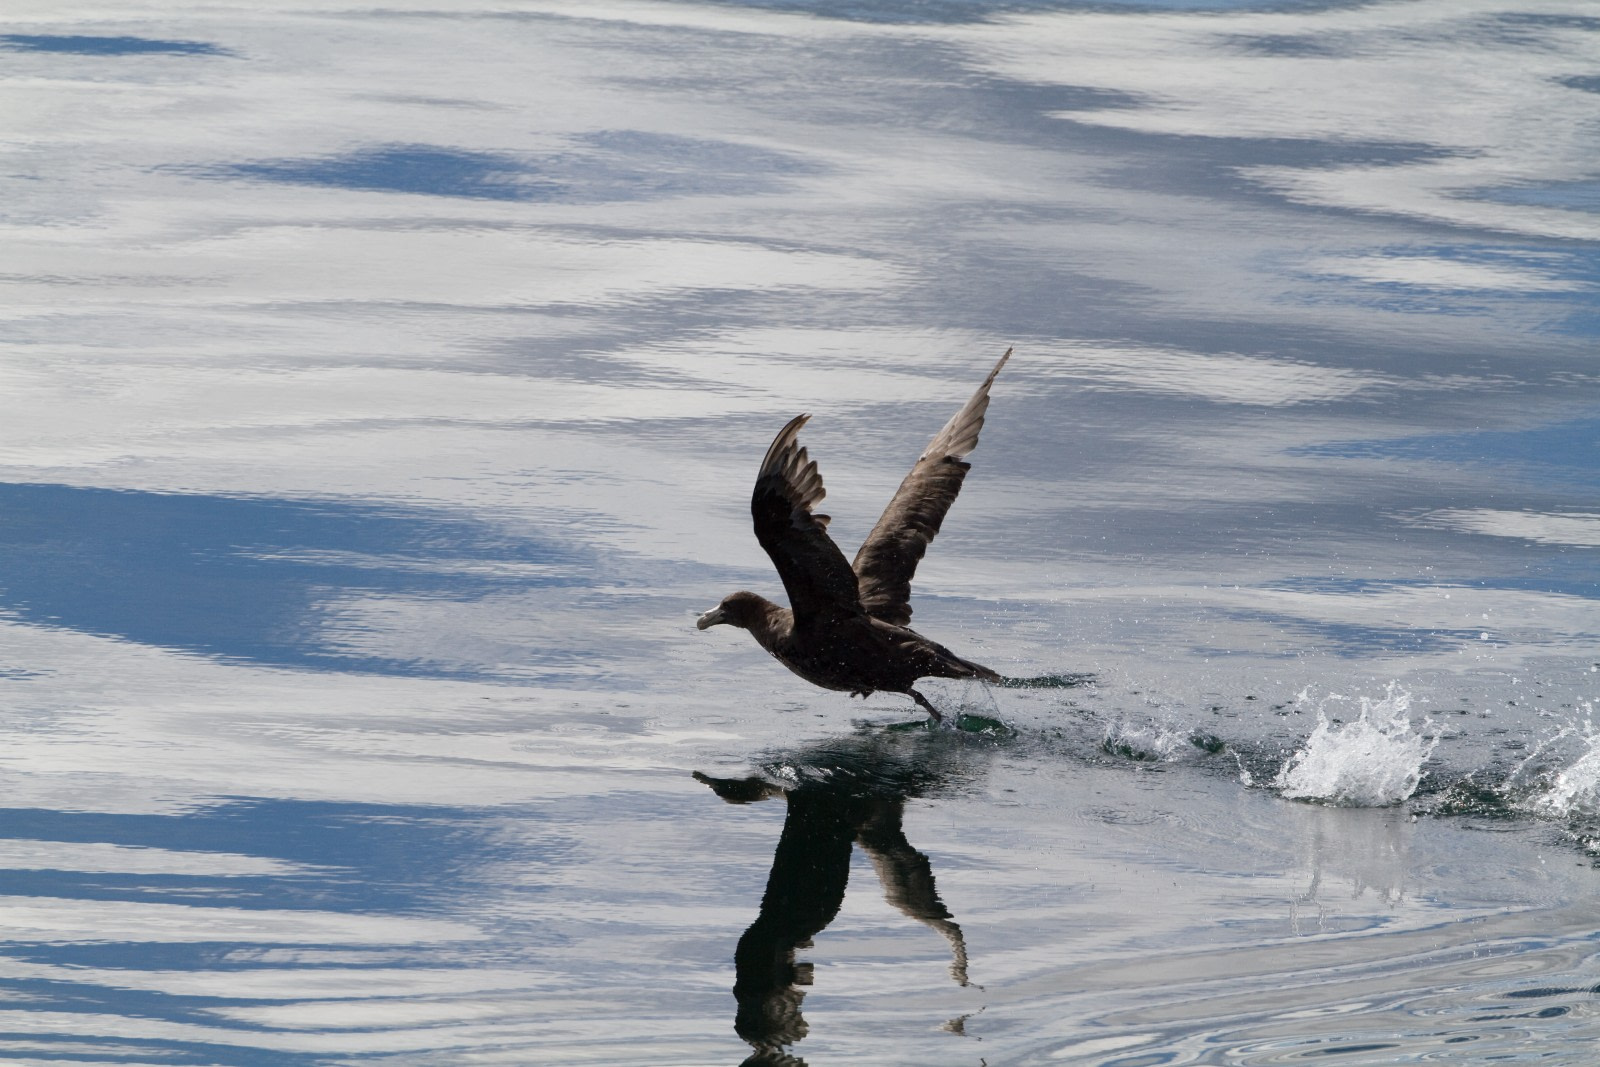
[697,349,1011,722]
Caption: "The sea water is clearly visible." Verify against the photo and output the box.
[0,0,1597,1063]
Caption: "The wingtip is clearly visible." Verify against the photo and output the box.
[760,413,812,471]
[986,347,1012,385]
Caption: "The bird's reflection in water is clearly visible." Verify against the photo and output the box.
[696,731,990,1065]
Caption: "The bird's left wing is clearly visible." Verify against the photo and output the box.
[852,349,1010,626]
[751,414,865,623]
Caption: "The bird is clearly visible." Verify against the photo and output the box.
[697,349,1011,722]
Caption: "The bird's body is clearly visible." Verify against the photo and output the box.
[698,350,1011,721]
[711,589,996,699]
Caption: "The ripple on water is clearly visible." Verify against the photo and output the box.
[1023,928,1600,1065]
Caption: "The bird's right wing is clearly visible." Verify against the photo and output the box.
[751,414,865,624]
[852,349,1010,626]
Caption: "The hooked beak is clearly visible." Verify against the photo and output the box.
[696,606,727,630]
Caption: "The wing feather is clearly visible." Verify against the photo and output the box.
[751,413,864,623]
[852,349,1011,626]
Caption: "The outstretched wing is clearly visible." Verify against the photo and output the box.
[751,413,864,623]
[852,349,1011,626]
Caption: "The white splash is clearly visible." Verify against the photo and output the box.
[1234,753,1255,788]
[1525,712,1600,820]
[1102,720,1187,762]
[1275,686,1437,806]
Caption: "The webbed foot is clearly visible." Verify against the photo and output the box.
[907,688,943,723]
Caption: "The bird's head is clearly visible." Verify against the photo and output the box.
[696,591,771,631]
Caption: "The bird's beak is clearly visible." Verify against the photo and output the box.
[696,606,726,630]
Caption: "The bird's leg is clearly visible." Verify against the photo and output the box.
[908,688,943,723]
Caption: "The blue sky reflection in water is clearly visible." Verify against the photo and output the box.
[0,0,1598,1062]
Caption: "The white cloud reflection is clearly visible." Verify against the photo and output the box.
[948,1,1600,240]
[0,895,480,945]
[1417,508,1600,547]
[2,228,898,312]
[1032,342,1385,406]
[1306,253,1588,293]
[0,840,322,877]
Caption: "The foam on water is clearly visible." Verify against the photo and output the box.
[1274,685,1438,806]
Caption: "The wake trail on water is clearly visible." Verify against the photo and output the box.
[932,674,1600,847]
[1065,679,1600,855]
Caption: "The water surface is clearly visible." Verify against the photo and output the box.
[0,0,1597,1062]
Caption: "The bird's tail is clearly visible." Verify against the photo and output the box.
[937,651,1001,684]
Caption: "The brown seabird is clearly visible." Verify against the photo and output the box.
[697,349,1011,721]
